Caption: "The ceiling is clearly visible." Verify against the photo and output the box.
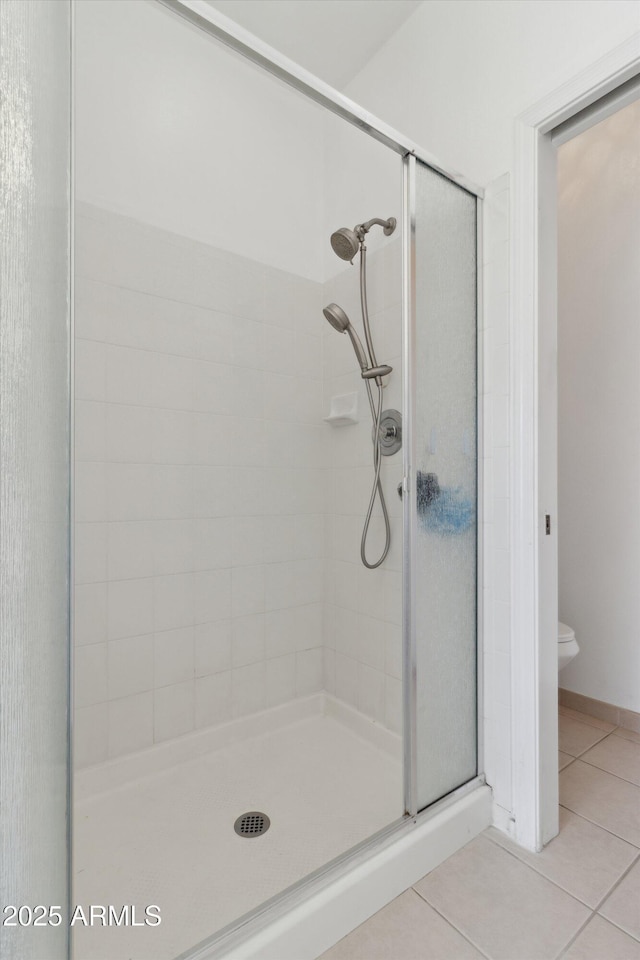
[204,0,422,89]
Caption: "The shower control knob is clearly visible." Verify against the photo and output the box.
[374,409,402,456]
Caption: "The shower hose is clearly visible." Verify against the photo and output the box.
[359,246,391,570]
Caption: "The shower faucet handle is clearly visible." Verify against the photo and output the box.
[374,410,402,456]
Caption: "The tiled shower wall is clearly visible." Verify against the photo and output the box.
[321,240,404,735]
[74,203,326,767]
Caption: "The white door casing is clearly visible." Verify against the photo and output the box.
[511,32,640,852]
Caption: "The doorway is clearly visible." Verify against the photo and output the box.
[511,44,640,851]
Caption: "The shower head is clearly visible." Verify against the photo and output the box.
[330,217,397,263]
[330,227,360,263]
[323,303,369,373]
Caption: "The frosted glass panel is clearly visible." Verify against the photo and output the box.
[414,161,477,810]
[0,2,71,958]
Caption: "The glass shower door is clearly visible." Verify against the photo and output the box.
[404,156,478,812]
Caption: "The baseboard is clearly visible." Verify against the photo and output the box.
[559,688,640,733]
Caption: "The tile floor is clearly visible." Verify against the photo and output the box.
[319,708,640,960]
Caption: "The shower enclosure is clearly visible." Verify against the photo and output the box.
[1,2,483,959]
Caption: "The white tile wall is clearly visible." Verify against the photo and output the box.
[322,239,404,733]
[74,204,326,767]
[75,205,490,766]
[481,175,512,815]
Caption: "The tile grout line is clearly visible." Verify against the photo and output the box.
[560,725,614,760]
[559,757,577,772]
[558,796,640,848]
[485,799,640,911]
[554,803,640,855]
[578,753,640,789]
[416,830,621,959]
[573,725,640,786]
[408,715,639,960]
[554,849,640,959]
[590,846,640,919]
[410,885,493,960]
[596,912,640,946]
[75,272,319,322]
[483,828,607,911]
[554,908,598,959]
[551,797,640,960]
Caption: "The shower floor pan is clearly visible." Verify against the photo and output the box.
[73,697,401,960]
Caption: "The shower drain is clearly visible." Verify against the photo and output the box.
[234,811,270,838]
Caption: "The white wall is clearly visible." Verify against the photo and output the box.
[75,0,325,280]
[344,0,640,187]
[558,99,640,713]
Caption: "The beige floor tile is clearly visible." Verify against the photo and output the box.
[559,716,610,757]
[317,890,484,960]
[559,751,574,771]
[615,727,640,745]
[487,808,638,907]
[582,734,640,786]
[562,915,640,959]
[414,835,589,959]
[599,858,640,940]
[560,761,640,846]
[559,706,616,733]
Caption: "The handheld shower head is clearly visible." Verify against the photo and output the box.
[322,302,350,332]
[330,227,360,263]
[323,303,369,373]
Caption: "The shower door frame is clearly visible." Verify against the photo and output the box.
[79,2,489,956]
[160,0,485,823]
[402,153,483,816]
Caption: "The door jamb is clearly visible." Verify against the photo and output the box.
[511,32,640,851]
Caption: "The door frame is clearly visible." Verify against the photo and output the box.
[511,32,640,851]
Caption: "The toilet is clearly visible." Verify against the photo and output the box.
[558,621,579,671]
